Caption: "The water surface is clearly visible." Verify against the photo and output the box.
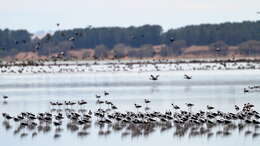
[0,70,260,146]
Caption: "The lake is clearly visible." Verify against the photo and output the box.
[0,69,260,146]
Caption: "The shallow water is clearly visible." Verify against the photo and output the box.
[0,70,260,146]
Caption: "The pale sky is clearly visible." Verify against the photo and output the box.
[0,0,260,33]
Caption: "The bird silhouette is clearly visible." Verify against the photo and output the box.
[150,75,159,81]
[184,74,192,80]
[244,88,249,93]
[3,95,8,100]
[169,37,175,42]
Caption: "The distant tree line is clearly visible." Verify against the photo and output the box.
[1,21,260,58]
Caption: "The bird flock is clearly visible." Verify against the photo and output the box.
[1,94,260,140]
[0,60,260,74]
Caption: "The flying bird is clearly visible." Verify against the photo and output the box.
[215,48,221,52]
[35,42,41,50]
[170,37,175,42]
[149,75,159,81]
[46,34,52,41]
[3,95,8,100]
[184,74,192,80]
[68,37,75,41]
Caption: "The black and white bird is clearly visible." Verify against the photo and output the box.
[235,105,240,111]
[134,104,142,109]
[150,75,159,81]
[184,74,192,80]
[244,88,249,93]
[104,91,109,96]
[3,95,8,100]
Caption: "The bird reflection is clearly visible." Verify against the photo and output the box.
[150,82,159,93]
[184,85,192,92]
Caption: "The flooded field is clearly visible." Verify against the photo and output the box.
[0,70,260,146]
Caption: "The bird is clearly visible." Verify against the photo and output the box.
[215,48,221,52]
[169,37,175,42]
[207,105,214,110]
[150,75,159,81]
[144,99,151,110]
[257,11,260,14]
[171,104,180,110]
[111,104,118,110]
[78,100,87,105]
[144,99,151,104]
[56,23,60,27]
[68,36,75,41]
[104,91,109,96]
[186,103,194,111]
[96,95,101,99]
[235,105,240,111]
[2,95,8,100]
[244,88,249,93]
[184,74,192,80]
[34,42,41,50]
[53,121,62,127]
[134,104,142,110]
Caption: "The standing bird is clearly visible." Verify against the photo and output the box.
[96,95,101,99]
[171,103,180,110]
[134,104,142,112]
[144,99,151,104]
[144,99,151,110]
[104,91,109,96]
[207,105,214,111]
[150,75,159,81]
[68,36,75,41]
[244,88,249,93]
[235,105,240,111]
[184,74,192,80]
[186,103,194,111]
